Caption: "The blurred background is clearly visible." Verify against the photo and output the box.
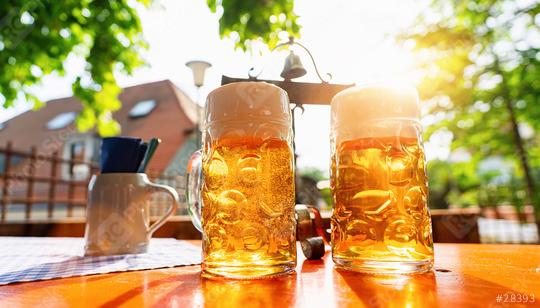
[0,0,539,243]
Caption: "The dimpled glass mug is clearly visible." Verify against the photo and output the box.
[186,82,296,279]
[330,84,434,274]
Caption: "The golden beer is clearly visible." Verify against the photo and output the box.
[201,136,296,278]
[187,82,296,279]
[330,85,434,274]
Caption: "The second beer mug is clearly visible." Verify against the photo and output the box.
[186,82,296,279]
[330,85,434,274]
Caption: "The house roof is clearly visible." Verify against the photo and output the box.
[0,79,198,174]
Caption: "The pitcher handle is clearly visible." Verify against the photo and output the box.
[186,150,203,232]
[146,182,179,236]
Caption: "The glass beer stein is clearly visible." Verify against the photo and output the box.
[186,82,296,279]
[330,85,434,274]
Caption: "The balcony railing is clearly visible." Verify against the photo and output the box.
[0,141,187,223]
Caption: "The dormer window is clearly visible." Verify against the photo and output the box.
[129,100,156,118]
[47,112,76,130]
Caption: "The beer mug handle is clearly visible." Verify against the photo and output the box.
[146,182,179,236]
[186,150,203,232]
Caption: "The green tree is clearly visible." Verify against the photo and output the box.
[402,0,540,220]
[207,0,300,50]
[1,0,149,136]
[1,0,299,135]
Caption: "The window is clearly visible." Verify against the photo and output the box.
[70,141,85,160]
[0,154,23,173]
[61,134,98,180]
[69,141,86,177]
[47,112,77,130]
[129,100,156,118]
[0,122,5,130]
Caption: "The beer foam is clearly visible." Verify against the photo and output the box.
[331,85,421,140]
[205,82,290,126]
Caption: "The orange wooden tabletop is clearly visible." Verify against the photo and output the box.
[0,242,539,308]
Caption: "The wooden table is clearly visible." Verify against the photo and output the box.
[0,242,539,307]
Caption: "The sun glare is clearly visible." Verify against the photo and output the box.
[349,40,420,88]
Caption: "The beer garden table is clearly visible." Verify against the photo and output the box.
[0,240,539,307]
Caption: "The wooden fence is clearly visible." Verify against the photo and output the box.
[0,141,185,222]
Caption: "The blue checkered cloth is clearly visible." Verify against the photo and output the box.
[0,237,201,285]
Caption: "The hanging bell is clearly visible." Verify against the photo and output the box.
[280,51,307,80]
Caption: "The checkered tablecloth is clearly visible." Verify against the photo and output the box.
[0,237,201,285]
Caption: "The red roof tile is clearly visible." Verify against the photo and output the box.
[0,80,197,175]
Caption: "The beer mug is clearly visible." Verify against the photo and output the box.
[186,82,296,279]
[84,173,179,256]
[330,85,434,274]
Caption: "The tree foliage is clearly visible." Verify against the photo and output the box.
[207,0,300,50]
[1,0,300,135]
[1,0,149,136]
[402,0,540,215]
